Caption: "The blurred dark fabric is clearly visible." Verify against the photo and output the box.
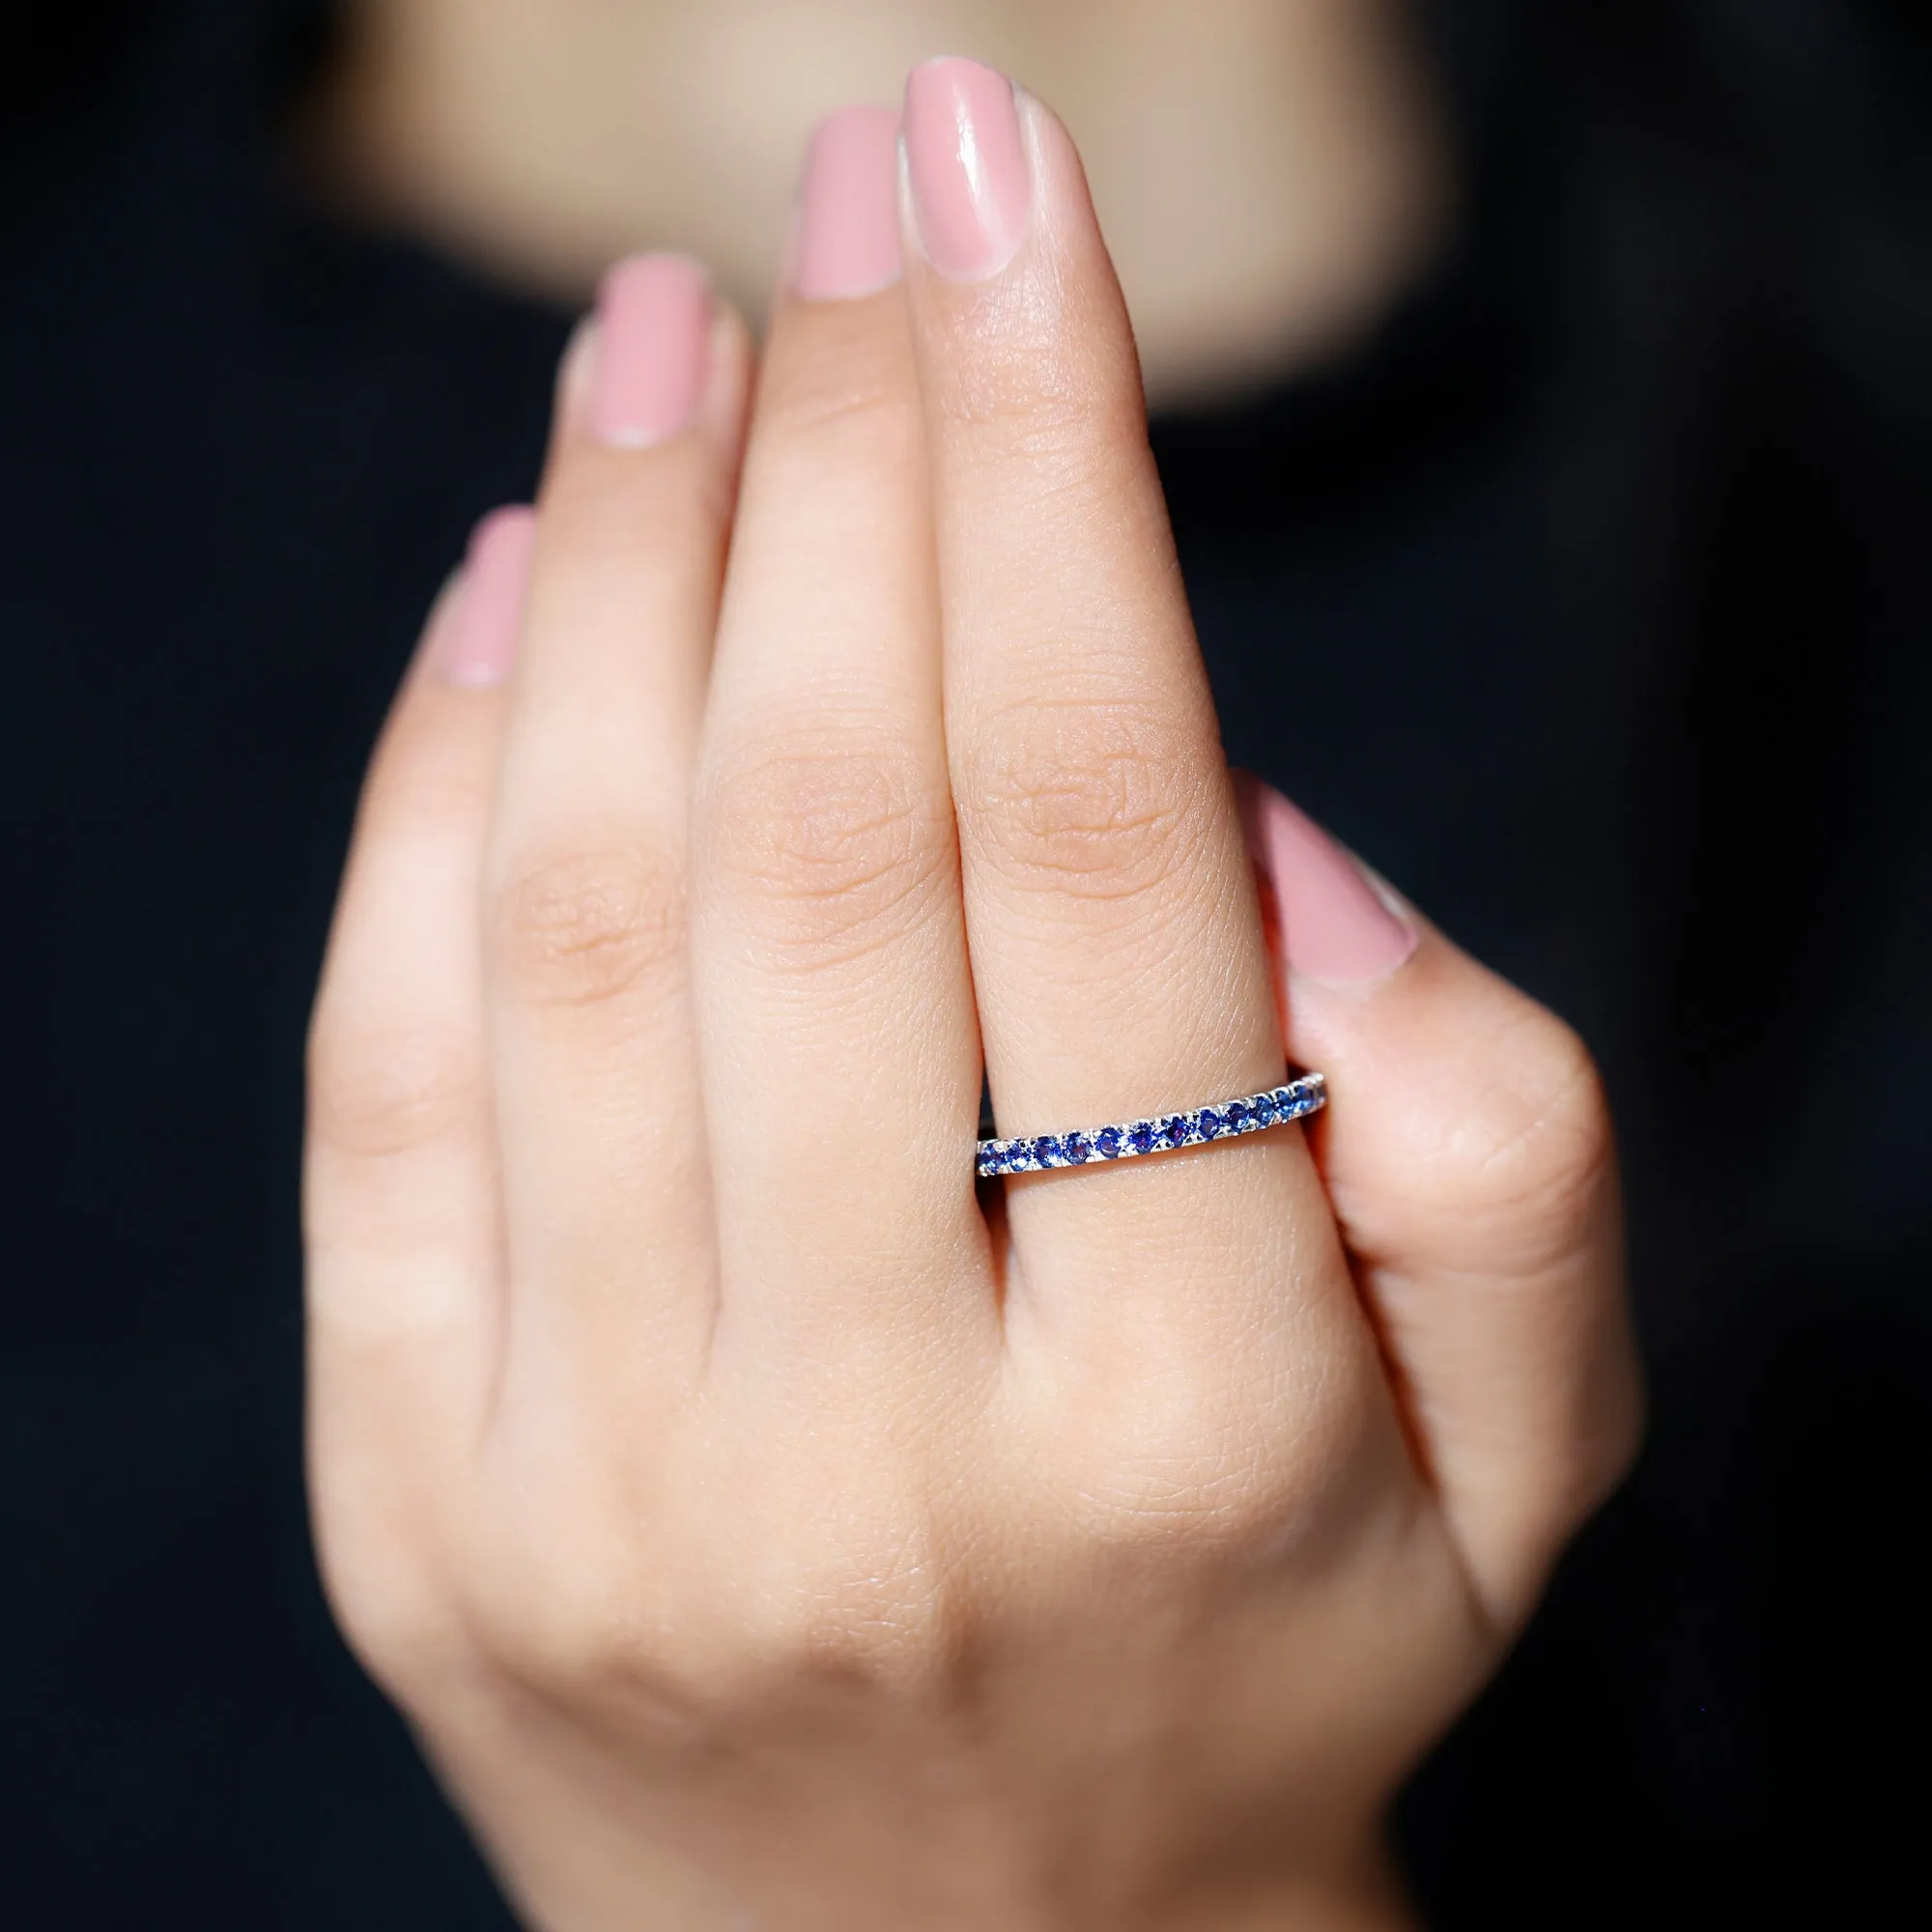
[2,1,1926,1924]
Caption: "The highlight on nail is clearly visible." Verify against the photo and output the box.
[902,57,1033,283]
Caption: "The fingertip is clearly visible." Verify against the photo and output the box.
[1295,912,1618,1285]
[897,58,1128,360]
[553,253,756,469]
[587,253,715,448]
[1236,774,1417,989]
[543,295,753,587]
[902,58,1031,283]
[792,102,905,301]
[432,506,536,689]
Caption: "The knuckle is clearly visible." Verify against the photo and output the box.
[312,1510,464,1711]
[550,438,733,546]
[1396,1006,1617,1271]
[477,1531,958,1716]
[957,699,1213,905]
[454,1501,669,1703]
[700,734,951,967]
[1456,1012,1614,1227]
[714,1564,957,1700]
[473,1564,645,1703]
[308,1015,477,1160]
[494,838,684,1009]
[1068,1455,1283,1564]
[754,344,909,454]
[1055,1353,1372,1568]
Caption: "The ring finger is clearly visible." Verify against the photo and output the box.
[902,65,1360,1367]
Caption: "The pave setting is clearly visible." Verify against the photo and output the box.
[977,1073,1326,1179]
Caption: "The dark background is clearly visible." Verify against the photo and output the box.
[3,1,1928,1924]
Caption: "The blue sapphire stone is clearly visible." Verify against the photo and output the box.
[1094,1125,1122,1159]
[1162,1115,1192,1148]
[1128,1122,1157,1155]
[1197,1108,1226,1139]
[1251,1093,1278,1127]
[1062,1132,1092,1164]
[1032,1135,1063,1168]
[1225,1099,1251,1132]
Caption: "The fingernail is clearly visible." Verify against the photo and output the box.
[1237,777,1417,982]
[593,253,712,447]
[793,104,903,300]
[902,57,1031,282]
[436,506,535,687]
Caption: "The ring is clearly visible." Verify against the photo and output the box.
[977,1073,1326,1179]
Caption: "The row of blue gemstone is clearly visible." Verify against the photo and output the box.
[976,1075,1326,1179]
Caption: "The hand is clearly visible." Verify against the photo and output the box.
[305,65,1639,1932]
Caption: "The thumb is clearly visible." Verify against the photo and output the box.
[1236,775,1643,1626]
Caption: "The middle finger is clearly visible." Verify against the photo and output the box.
[692,107,990,1367]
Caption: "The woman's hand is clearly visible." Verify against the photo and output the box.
[305,65,1639,1932]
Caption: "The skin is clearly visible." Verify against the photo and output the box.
[305,48,1640,1932]
[315,0,1449,403]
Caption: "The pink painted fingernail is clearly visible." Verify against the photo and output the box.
[1237,777,1417,982]
[902,57,1031,282]
[793,104,903,300]
[592,253,712,446]
[436,505,535,687]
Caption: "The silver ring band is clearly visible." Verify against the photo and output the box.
[977,1072,1326,1179]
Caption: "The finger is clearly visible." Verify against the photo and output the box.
[900,64,1352,1360]
[484,258,752,1385]
[305,530,526,1626]
[692,107,990,1364]
[1240,777,1644,1624]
